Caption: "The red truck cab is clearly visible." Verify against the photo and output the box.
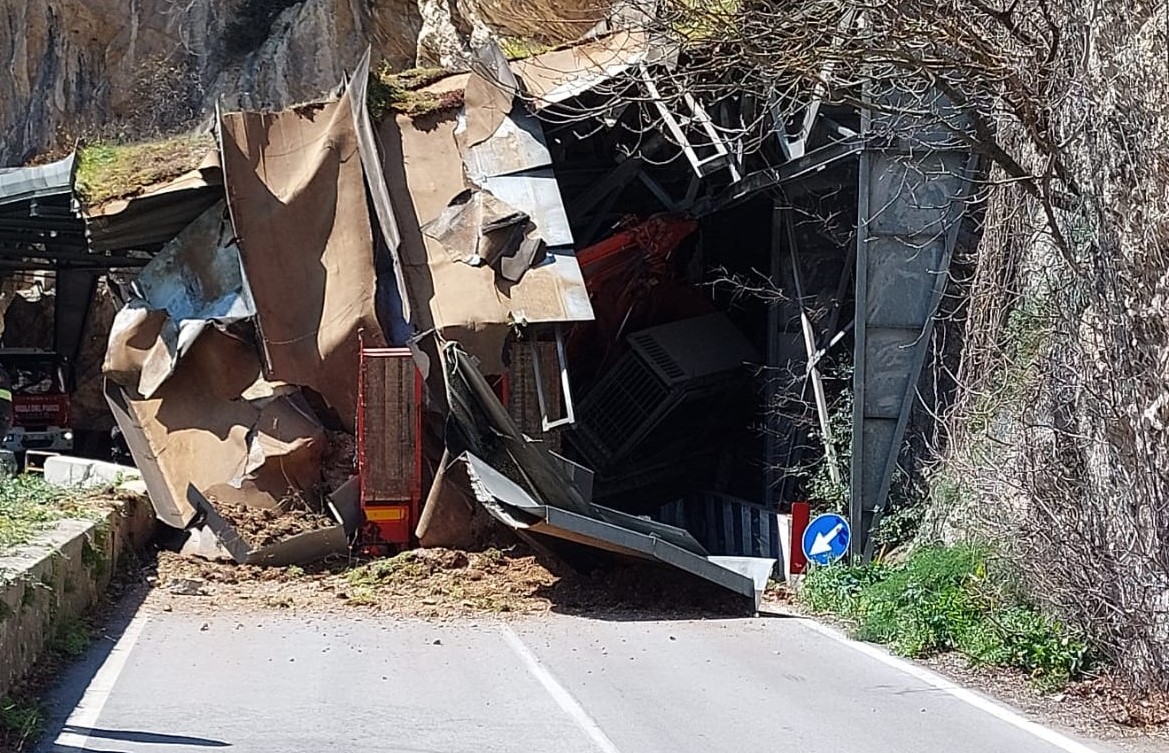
[0,350,73,454]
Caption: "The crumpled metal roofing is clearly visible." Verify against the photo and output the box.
[0,154,75,206]
[460,450,775,609]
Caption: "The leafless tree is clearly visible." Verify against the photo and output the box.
[530,0,1169,691]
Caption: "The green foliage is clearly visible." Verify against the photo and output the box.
[0,475,113,555]
[367,64,462,121]
[0,695,44,752]
[48,618,91,659]
[800,545,1091,689]
[803,381,852,515]
[0,476,70,553]
[346,550,428,588]
[798,561,889,615]
[800,381,925,549]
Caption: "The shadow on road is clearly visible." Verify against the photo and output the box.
[59,726,229,747]
[531,554,786,622]
[32,584,150,753]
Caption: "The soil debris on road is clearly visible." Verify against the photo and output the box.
[146,541,766,620]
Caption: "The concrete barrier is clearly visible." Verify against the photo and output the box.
[42,456,140,488]
[0,468,154,698]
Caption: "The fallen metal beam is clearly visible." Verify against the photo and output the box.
[692,138,863,217]
[461,451,775,608]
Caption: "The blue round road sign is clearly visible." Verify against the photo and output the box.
[802,513,850,565]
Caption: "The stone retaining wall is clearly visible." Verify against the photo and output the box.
[0,468,153,698]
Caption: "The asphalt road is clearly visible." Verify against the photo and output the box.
[36,608,1115,753]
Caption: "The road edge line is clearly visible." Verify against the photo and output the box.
[796,617,1103,753]
[499,624,623,753]
[50,612,151,750]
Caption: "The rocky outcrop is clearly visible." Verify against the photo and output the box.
[0,0,609,165]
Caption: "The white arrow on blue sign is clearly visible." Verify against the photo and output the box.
[801,513,850,565]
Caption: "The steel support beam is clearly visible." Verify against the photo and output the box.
[850,85,979,560]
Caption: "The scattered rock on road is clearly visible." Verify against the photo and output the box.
[146,542,769,620]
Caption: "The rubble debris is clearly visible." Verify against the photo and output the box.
[213,501,337,549]
[459,448,774,609]
[167,577,208,596]
[190,485,351,567]
[437,342,775,608]
[148,543,771,619]
[79,29,877,606]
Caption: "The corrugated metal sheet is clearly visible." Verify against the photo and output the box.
[0,154,74,206]
[480,171,574,247]
[512,30,649,108]
[659,492,783,564]
[459,106,574,248]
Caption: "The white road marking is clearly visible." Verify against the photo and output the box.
[51,613,150,751]
[499,624,624,753]
[797,617,1103,753]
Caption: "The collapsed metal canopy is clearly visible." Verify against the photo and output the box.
[0,155,89,269]
[460,450,775,609]
[0,154,146,270]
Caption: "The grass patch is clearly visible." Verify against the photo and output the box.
[47,617,91,659]
[800,545,1091,690]
[345,550,431,588]
[0,475,118,556]
[0,695,44,752]
[0,476,72,554]
[368,64,464,121]
[75,132,214,206]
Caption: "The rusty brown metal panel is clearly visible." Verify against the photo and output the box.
[359,350,416,502]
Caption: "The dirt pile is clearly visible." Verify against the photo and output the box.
[148,542,777,620]
[214,503,336,549]
[149,545,557,618]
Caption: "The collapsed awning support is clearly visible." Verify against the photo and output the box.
[458,450,775,610]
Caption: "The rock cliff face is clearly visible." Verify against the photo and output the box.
[1,0,605,164]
